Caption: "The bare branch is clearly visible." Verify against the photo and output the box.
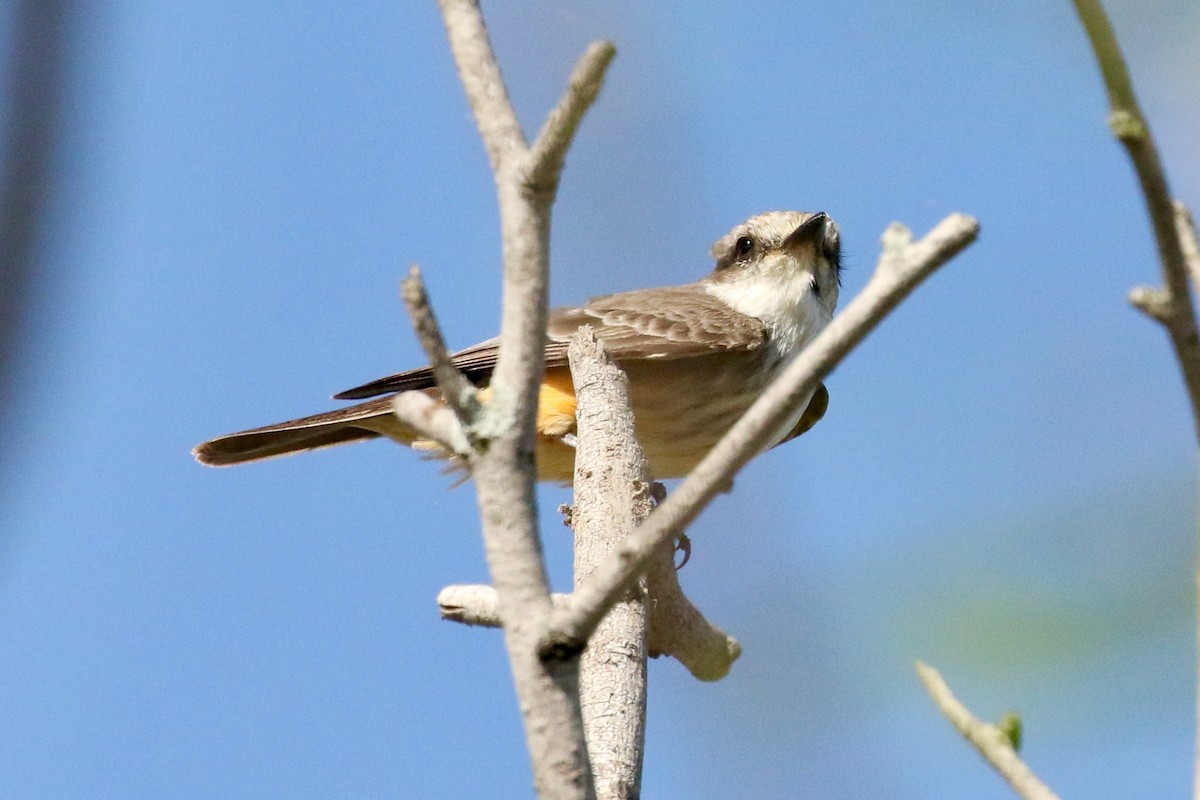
[1129,285,1173,324]
[916,662,1060,800]
[567,328,649,799]
[437,0,525,173]
[527,42,617,191]
[547,214,979,650]
[400,264,480,433]
[440,571,740,682]
[1177,201,1200,291]
[644,538,741,681]
[477,40,615,446]
[390,391,470,456]
[435,4,616,798]
[438,584,537,626]
[1071,0,1200,435]
[1069,8,1200,797]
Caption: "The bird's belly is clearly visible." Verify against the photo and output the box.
[633,358,810,478]
[535,352,794,482]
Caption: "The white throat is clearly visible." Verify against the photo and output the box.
[704,273,831,361]
[704,273,831,450]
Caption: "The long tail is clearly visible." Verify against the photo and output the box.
[193,396,411,466]
[195,382,830,471]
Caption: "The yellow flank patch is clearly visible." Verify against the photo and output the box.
[471,369,578,440]
[536,370,578,438]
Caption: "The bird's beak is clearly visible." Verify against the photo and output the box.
[782,212,828,252]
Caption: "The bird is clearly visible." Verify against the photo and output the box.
[194,210,842,482]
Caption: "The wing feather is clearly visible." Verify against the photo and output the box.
[335,283,766,400]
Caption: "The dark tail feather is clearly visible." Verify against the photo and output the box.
[194,425,380,466]
[194,396,409,466]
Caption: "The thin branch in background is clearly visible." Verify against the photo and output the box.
[1070,0,1200,435]
[1176,202,1200,290]
[0,0,71,456]
[1068,4,1200,798]
[916,663,1061,800]
[543,215,980,656]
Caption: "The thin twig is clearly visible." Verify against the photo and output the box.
[1071,0,1200,436]
[437,0,524,173]
[438,584,562,626]
[390,392,470,456]
[1069,6,1200,798]
[1176,202,1200,291]
[916,662,1060,800]
[400,264,480,434]
[1128,285,1172,324]
[527,42,617,191]
[543,214,979,654]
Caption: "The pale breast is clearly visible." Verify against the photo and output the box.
[619,350,791,478]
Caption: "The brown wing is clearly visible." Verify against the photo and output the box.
[333,343,500,399]
[774,383,829,447]
[335,283,767,400]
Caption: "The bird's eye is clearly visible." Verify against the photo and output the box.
[734,236,754,258]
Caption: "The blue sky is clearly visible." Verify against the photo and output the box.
[2,1,1198,797]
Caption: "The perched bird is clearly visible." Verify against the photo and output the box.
[194,210,841,482]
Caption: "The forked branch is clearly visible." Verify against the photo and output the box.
[1071,0,1200,435]
[1070,4,1200,799]
[433,2,615,799]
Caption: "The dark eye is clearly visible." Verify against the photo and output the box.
[734,235,754,258]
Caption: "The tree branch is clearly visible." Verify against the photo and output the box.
[916,662,1060,800]
[643,537,741,681]
[390,391,471,456]
[439,570,740,682]
[438,584,546,627]
[1176,201,1200,291]
[432,3,615,798]
[544,214,980,654]
[567,328,650,798]
[400,264,480,437]
[1068,6,1200,798]
[1070,0,1200,438]
[527,42,616,192]
[437,0,524,174]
